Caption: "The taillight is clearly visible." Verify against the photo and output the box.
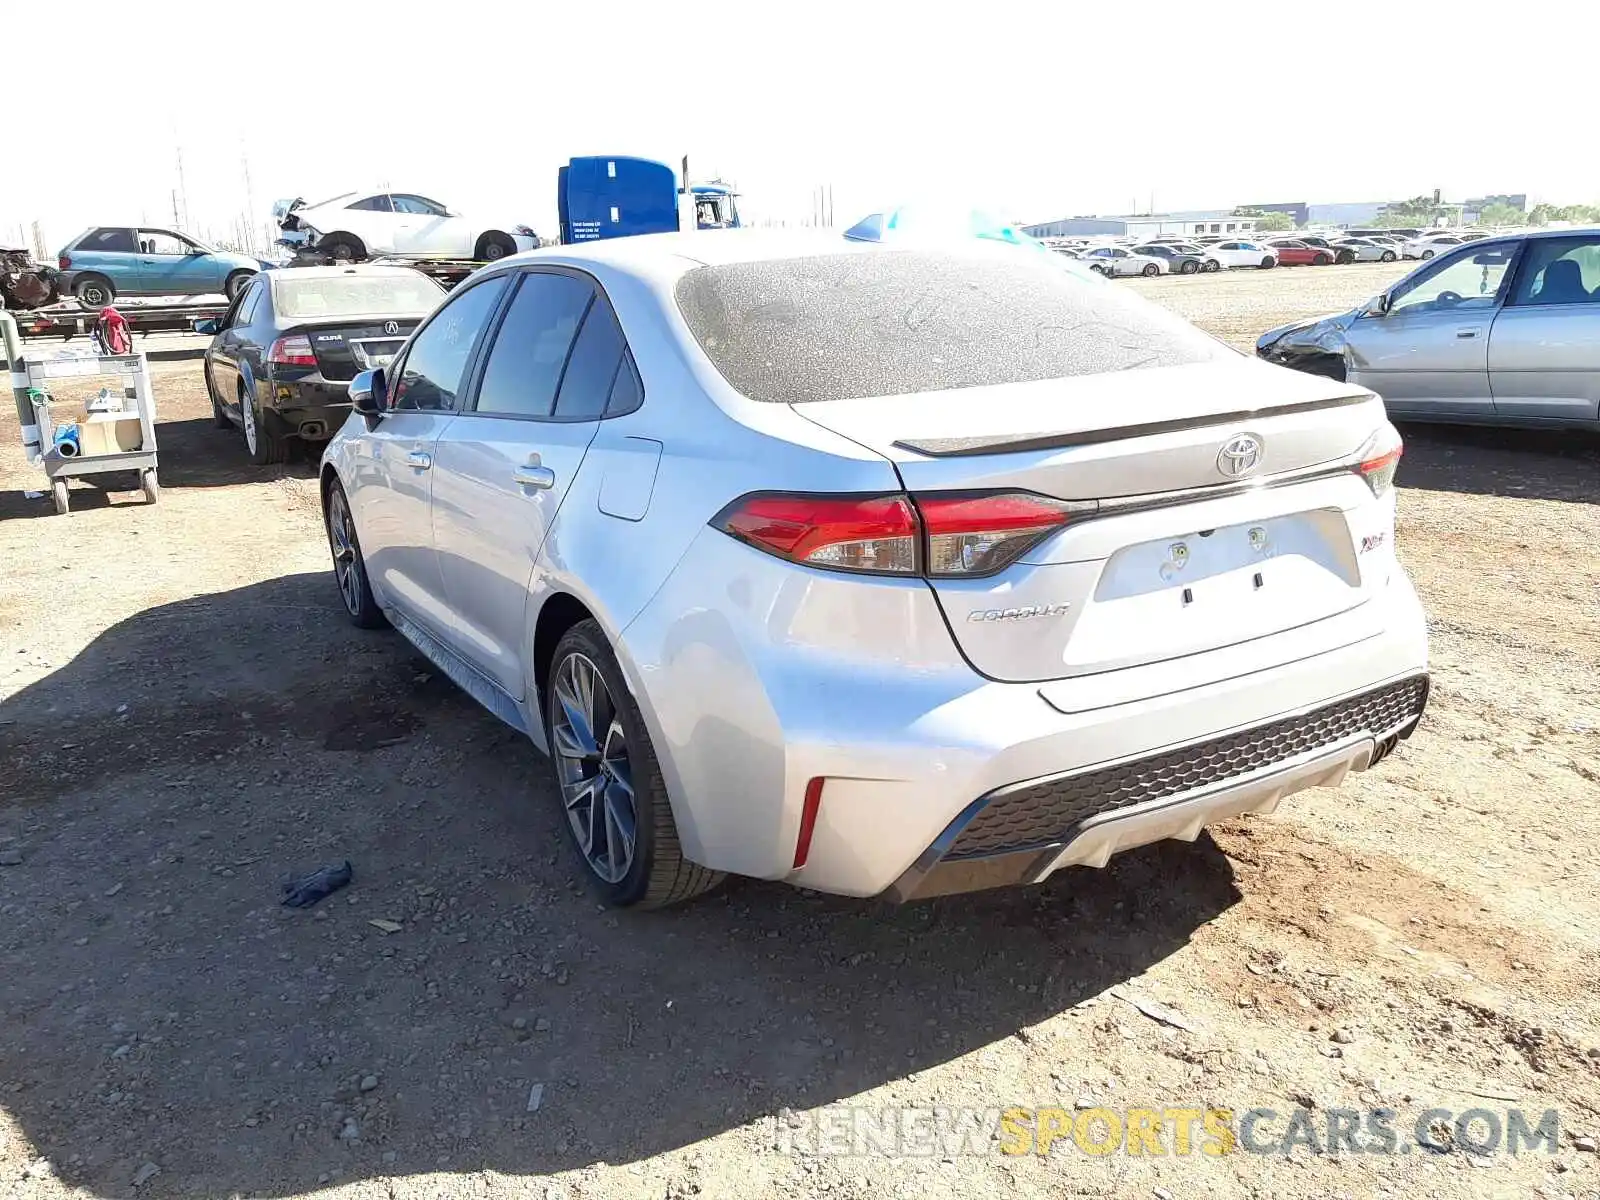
[268,334,317,368]
[917,492,1078,577]
[715,493,919,574]
[58,255,71,270]
[712,490,1078,578]
[1356,430,1403,497]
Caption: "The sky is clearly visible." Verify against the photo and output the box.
[7,1,1598,255]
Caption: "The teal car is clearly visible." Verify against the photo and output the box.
[56,226,264,307]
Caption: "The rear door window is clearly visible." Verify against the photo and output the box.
[1509,236,1600,306]
[553,294,627,421]
[674,248,1228,405]
[472,272,593,418]
[82,228,137,253]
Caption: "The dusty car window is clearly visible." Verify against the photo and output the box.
[275,274,444,319]
[675,249,1227,404]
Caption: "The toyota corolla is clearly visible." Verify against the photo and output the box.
[319,231,1429,907]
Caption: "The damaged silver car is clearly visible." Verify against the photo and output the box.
[1258,229,1600,431]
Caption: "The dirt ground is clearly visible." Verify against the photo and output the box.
[2,265,1597,1200]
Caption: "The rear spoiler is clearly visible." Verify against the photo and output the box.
[893,393,1374,458]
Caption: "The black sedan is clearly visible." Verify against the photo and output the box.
[196,265,445,464]
[1131,243,1207,274]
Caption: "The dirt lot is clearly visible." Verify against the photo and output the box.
[2,265,1598,1200]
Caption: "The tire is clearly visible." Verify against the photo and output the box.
[204,364,231,428]
[1089,264,1106,275]
[1381,250,1397,262]
[1336,250,1355,265]
[324,479,386,630]
[51,478,69,515]
[1180,260,1199,274]
[1203,259,1221,273]
[224,270,255,300]
[475,232,517,262]
[1142,263,1160,277]
[321,236,363,264]
[545,620,723,908]
[239,379,287,466]
[1260,257,1276,269]
[140,469,159,504]
[1314,253,1332,266]
[1420,249,1435,260]
[73,275,115,307]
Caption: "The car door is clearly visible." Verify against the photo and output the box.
[68,227,140,294]
[1214,241,1241,267]
[1345,241,1517,418]
[428,269,619,699]
[206,277,263,409]
[338,194,399,254]
[1488,234,1600,423]
[135,229,200,295]
[390,195,471,257]
[349,275,510,635]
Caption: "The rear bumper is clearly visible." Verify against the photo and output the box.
[888,673,1427,901]
[628,525,1430,898]
[265,376,351,439]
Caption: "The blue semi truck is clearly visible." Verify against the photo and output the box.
[558,156,740,244]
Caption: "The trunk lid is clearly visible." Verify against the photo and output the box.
[292,318,420,382]
[796,359,1392,683]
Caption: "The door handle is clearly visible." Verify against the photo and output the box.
[1456,328,1481,339]
[406,450,432,469]
[512,464,556,490]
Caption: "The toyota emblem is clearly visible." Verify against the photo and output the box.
[383,320,400,336]
[1216,434,1264,478]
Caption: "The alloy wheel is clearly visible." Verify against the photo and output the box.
[328,488,362,615]
[241,388,258,455]
[551,652,638,884]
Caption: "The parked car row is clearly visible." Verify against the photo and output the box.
[1046,228,1502,279]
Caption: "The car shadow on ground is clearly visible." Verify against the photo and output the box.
[0,572,1242,1196]
[1395,422,1600,504]
[152,417,321,489]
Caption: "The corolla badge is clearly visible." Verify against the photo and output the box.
[1216,434,1264,478]
[967,603,1071,624]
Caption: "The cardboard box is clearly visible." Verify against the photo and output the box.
[76,413,143,455]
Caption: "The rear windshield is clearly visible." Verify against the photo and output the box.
[674,249,1228,404]
[274,273,443,319]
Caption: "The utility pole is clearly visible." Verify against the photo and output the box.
[175,147,190,229]
[242,148,257,255]
[172,189,181,228]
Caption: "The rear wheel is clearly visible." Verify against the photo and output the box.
[1420,249,1436,260]
[545,620,722,908]
[240,380,287,466]
[475,232,517,261]
[1203,259,1221,272]
[1180,260,1199,274]
[1259,256,1276,269]
[1314,253,1332,266]
[325,480,386,629]
[1381,250,1397,262]
[1142,263,1160,277]
[73,275,114,307]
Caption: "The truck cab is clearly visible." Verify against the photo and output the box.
[558,157,740,244]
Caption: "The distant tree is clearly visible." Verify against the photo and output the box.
[1477,202,1526,226]
[1253,211,1294,232]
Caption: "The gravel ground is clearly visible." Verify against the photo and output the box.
[2,266,1598,1200]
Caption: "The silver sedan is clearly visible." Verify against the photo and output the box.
[1258,228,1600,429]
[320,232,1428,906]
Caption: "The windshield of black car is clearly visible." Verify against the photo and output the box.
[673,248,1231,404]
[274,273,444,319]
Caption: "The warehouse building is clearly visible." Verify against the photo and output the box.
[1022,210,1266,240]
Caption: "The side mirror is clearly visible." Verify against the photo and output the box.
[349,368,387,424]
[193,318,219,335]
[1363,293,1390,317]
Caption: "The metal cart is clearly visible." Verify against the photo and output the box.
[24,351,160,515]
